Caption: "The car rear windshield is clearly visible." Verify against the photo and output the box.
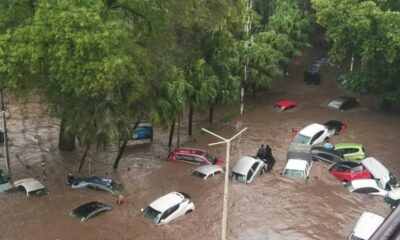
[143,206,161,224]
[293,134,311,144]
[231,172,246,182]
[205,154,217,165]
[191,171,207,179]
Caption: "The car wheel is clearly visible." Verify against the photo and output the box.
[185,210,193,215]
[324,137,330,142]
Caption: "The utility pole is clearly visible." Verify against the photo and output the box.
[202,127,247,240]
[241,0,254,115]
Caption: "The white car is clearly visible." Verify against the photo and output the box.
[292,123,333,145]
[344,179,388,196]
[348,212,384,240]
[231,156,266,184]
[191,165,223,180]
[361,157,398,190]
[283,159,312,180]
[13,178,48,196]
[141,192,194,224]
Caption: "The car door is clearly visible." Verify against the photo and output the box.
[247,162,261,183]
[159,204,180,224]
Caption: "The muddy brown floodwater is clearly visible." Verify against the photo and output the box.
[1,46,400,240]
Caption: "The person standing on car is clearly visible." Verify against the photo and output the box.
[256,144,266,160]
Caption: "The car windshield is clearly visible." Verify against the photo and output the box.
[344,182,355,192]
[205,154,217,165]
[143,206,161,224]
[232,172,246,182]
[110,181,123,191]
[293,134,311,144]
[29,188,48,196]
[284,169,305,179]
[191,171,206,179]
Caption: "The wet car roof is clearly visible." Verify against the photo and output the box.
[192,165,223,176]
[71,201,112,221]
[149,192,186,212]
[298,123,326,137]
[232,156,261,175]
[13,178,46,193]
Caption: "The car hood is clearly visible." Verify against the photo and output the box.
[361,157,394,187]
[352,212,384,239]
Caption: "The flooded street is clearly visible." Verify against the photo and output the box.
[1,47,400,240]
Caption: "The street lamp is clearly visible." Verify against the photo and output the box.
[202,127,247,240]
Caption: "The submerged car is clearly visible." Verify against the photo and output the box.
[275,100,298,111]
[13,178,48,196]
[283,144,313,180]
[231,156,266,184]
[0,169,12,193]
[167,148,223,166]
[328,96,359,111]
[344,179,388,196]
[191,165,223,180]
[70,201,112,222]
[141,192,194,224]
[132,122,153,141]
[71,176,123,195]
[311,146,345,164]
[349,212,384,240]
[329,162,372,182]
[384,188,400,208]
[361,157,398,190]
[334,143,366,162]
[324,120,347,135]
[292,123,333,145]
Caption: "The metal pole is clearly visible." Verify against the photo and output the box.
[2,110,10,178]
[201,127,247,240]
[221,140,230,240]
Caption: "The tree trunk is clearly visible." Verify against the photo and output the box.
[168,119,175,151]
[113,120,140,169]
[209,105,214,123]
[78,144,91,173]
[252,82,257,100]
[58,117,76,151]
[177,114,181,147]
[188,104,193,136]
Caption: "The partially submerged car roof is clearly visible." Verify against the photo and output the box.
[70,201,112,222]
[13,178,46,194]
[193,165,223,176]
[298,123,327,137]
[232,156,260,175]
[149,192,187,213]
[351,212,384,240]
[361,157,389,180]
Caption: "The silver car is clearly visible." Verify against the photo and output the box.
[231,156,266,184]
[191,165,223,180]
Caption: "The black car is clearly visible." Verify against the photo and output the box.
[328,96,359,111]
[324,120,347,135]
[70,201,112,222]
[311,146,345,164]
[71,176,123,195]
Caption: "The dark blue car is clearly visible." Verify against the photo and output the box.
[132,122,153,141]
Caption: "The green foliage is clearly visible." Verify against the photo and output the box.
[313,0,400,105]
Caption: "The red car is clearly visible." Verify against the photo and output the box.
[275,100,298,111]
[329,162,372,182]
[167,148,224,166]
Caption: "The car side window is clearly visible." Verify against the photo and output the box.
[194,157,205,164]
[176,154,195,163]
[352,166,363,173]
[354,188,379,194]
[345,148,358,154]
[214,171,222,176]
[311,131,324,144]
[160,204,180,221]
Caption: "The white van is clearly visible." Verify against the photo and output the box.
[348,212,384,240]
[361,157,398,190]
[283,143,312,179]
